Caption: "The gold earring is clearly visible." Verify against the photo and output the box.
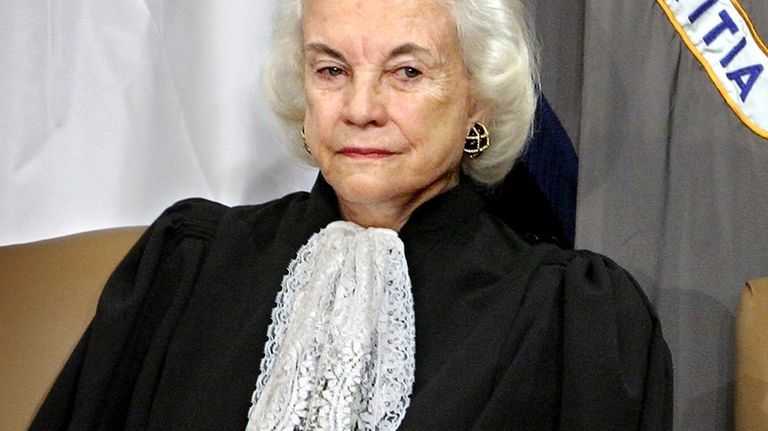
[301,128,310,154]
[463,122,490,158]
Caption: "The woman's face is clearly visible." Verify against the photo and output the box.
[302,0,484,220]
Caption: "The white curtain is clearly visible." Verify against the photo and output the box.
[0,0,316,246]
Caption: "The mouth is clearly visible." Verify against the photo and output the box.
[338,147,398,158]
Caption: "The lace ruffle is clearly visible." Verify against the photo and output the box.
[246,221,416,431]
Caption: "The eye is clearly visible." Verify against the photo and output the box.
[395,66,422,79]
[318,66,345,77]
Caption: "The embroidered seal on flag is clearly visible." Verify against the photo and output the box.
[658,0,768,138]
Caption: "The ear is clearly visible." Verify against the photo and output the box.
[465,79,491,122]
[467,97,493,130]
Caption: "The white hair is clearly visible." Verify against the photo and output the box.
[262,0,539,185]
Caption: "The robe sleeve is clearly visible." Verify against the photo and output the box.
[473,250,673,430]
[558,251,673,430]
[29,198,228,431]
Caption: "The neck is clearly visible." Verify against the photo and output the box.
[337,172,459,231]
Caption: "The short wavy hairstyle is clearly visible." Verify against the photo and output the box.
[262,0,539,185]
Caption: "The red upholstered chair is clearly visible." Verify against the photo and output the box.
[735,276,768,431]
[0,227,145,430]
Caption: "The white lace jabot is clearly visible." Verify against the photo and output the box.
[246,221,416,431]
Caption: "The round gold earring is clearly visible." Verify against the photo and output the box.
[463,122,490,158]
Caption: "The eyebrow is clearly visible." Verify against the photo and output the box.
[305,43,346,62]
[304,42,432,62]
[389,43,431,58]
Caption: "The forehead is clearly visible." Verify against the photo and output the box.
[302,0,459,57]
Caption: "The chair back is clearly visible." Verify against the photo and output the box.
[0,227,145,430]
[735,276,768,431]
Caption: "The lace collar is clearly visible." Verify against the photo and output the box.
[246,220,415,431]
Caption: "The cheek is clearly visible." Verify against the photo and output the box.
[390,93,443,128]
[400,99,470,146]
[409,80,472,128]
[305,89,324,118]
[305,92,339,131]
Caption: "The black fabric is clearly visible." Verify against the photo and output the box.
[519,95,579,248]
[31,175,672,430]
[479,164,567,248]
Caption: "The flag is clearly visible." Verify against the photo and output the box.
[571,1,768,429]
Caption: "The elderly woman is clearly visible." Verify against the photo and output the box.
[31,0,672,430]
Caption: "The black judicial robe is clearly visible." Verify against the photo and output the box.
[31,176,673,430]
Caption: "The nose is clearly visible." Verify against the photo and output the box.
[341,75,388,128]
